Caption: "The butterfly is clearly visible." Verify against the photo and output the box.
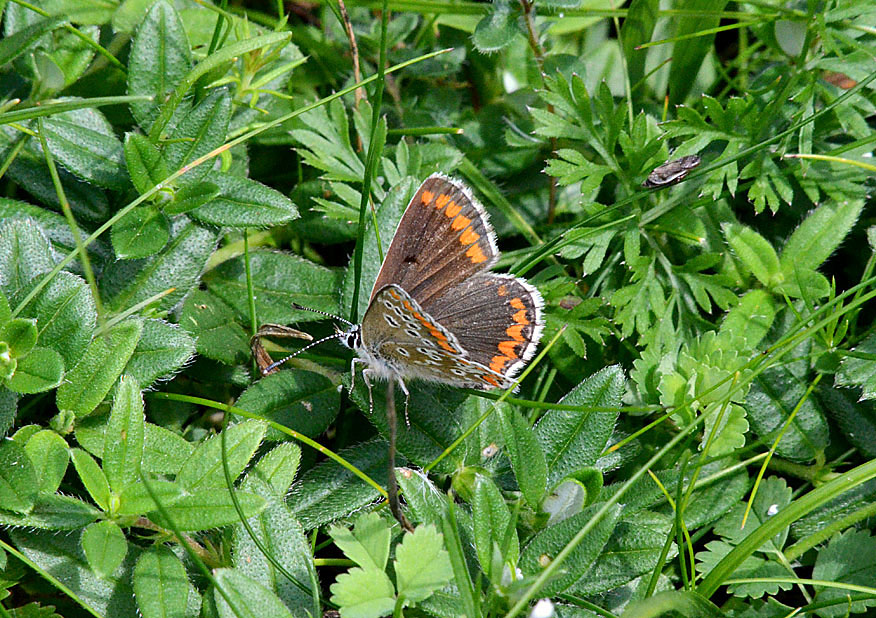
[266,174,545,410]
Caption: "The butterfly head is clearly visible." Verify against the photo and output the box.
[337,323,362,351]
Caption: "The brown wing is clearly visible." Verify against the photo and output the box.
[424,273,544,380]
[370,174,498,309]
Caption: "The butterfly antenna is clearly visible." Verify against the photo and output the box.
[292,302,354,327]
[263,331,345,374]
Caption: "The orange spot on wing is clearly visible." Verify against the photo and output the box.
[510,297,526,310]
[497,285,508,296]
[421,190,434,205]
[445,201,461,217]
[451,214,471,230]
[482,374,500,387]
[466,244,487,263]
[490,356,509,373]
[506,324,526,341]
[437,339,456,352]
[498,340,519,358]
[403,300,414,311]
[513,309,529,325]
[460,228,480,245]
[436,194,450,208]
[389,289,400,299]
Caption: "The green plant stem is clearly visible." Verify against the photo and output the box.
[0,96,151,126]
[35,117,104,319]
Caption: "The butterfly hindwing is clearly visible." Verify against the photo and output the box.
[423,274,543,380]
[371,174,498,309]
[361,284,514,389]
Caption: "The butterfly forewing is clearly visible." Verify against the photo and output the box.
[371,174,499,309]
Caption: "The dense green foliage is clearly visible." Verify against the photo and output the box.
[0,0,874,616]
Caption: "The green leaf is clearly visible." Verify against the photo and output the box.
[176,420,266,491]
[667,0,730,105]
[188,171,299,227]
[395,524,453,604]
[163,180,220,215]
[0,16,66,66]
[329,566,396,618]
[817,386,876,457]
[812,529,876,617]
[287,437,386,530]
[70,447,111,511]
[123,132,169,194]
[10,528,138,615]
[101,218,217,312]
[124,318,196,388]
[209,251,342,326]
[717,289,776,351]
[0,218,55,299]
[13,271,96,368]
[40,111,128,191]
[6,346,64,394]
[395,467,447,528]
[112,0,155,33]
[127,0,193,131]
[103,375,145,493]
[723,223,781,288]
[0,493,100,529]
[236,370,340,439]
[623,590,724,618]
[0,438,38,513]
[164,88,231,184]
[714,477,792,554]
[498,405,547,508]
[571,511,675,595]
[620,0,659,90]
[0,318,37,358]
[213,568,295,618]
[0,386,17,438]
[535,366,624,490]
[117,479,184,515]
[835,333,876,401]
[231,501,318,615]
[780,199,864,274]
[472,1,519,53]
[746,366,829,462]
[82,520,128,579]
[24,430,69,495]
[329,512,392,572]
[111,205,171,259]
[179,289,249,365]
[472,474,518,577]
[56,319,143,417]
[148,489,267,532]
[519,502,622,595]
[134,545,190,618]
[242,442,302,499]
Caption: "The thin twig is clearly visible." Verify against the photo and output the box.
[337,0,365,107]
[519,0,558,223]
[386,378,414,532]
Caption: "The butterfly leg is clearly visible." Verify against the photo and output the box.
[349,358,375,414]
[396,377,411,426]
